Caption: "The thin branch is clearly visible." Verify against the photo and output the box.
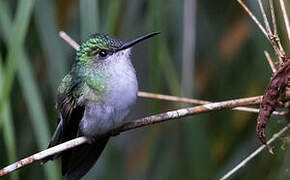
[270,0,286,60]
[219,123,290,180]
[257,0,273,35]
[268,0,285,60]
[139,91,287,115]
[233,106,287,115]
[269,0,277,36]
[264,50,277,73]
[279,0,290,43]
[276,39,286,61]
[256,0,286,61]
[237,0,268,38]
[0,137,88,176]
[237,0,285,62]
[59,31,80,50]
[138,91,211,104]
[0,95,263,176]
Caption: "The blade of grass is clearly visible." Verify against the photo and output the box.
[34,0,66,96]
[106,0,121,33]
[147,0,180,95]
[0,1,11,41]
[80,0,99,40]
[0,53,3,130]
[182,0,195,96]
[0,51,18,180]
[1,103,18,180]
[181,0,211,179]
[18,50,60,180]
[159,39,180,95]
[145,1,182,179]
[0,1,60,179]
[147,0,162,94]
[0,0,35,116]
[18,51,60,180]
[0,1,34,179]
[17,55,53,151]
[279,0,290,43]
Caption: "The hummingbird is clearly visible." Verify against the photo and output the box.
[42,32,160,179]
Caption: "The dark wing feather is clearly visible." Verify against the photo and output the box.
[42,74,109,179]
[42,78,84,163]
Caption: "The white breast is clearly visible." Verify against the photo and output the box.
[105,48,138,111]
[79,49,138,137]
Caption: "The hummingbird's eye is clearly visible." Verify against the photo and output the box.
[98,50,108,58]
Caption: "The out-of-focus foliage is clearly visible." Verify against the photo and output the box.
[0,0,289,180]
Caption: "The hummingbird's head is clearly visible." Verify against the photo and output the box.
[76,32,160,65]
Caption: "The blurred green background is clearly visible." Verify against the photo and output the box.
[0,0,290,179]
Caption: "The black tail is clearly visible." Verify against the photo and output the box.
[62,137,109,180]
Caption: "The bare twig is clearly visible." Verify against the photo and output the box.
[138,91,211,104]
[233,106,287,115]
[139,91,287,115]
[257,0,273,35]
[279,0,290,43]
[0,137,88,176]
[237,0,268,37]
[257,0,286,61]
[220,123,290,180]
[269,0,286,59]
[269,0,277,36]
[59,31,80,50]
[264,50,277,73]
[0,95,263,176]
[238,0,285,62]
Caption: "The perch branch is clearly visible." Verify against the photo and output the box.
[0,95,263,176]
[220,123,290,180]
[138,91,287,115]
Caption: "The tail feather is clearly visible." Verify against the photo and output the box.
[42,110,109,179]
[41,121,64,164]
[63,137,109,180]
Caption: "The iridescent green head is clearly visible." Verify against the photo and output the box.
[76,32,160,64]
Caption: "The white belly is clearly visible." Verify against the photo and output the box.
[79,50,138,137]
